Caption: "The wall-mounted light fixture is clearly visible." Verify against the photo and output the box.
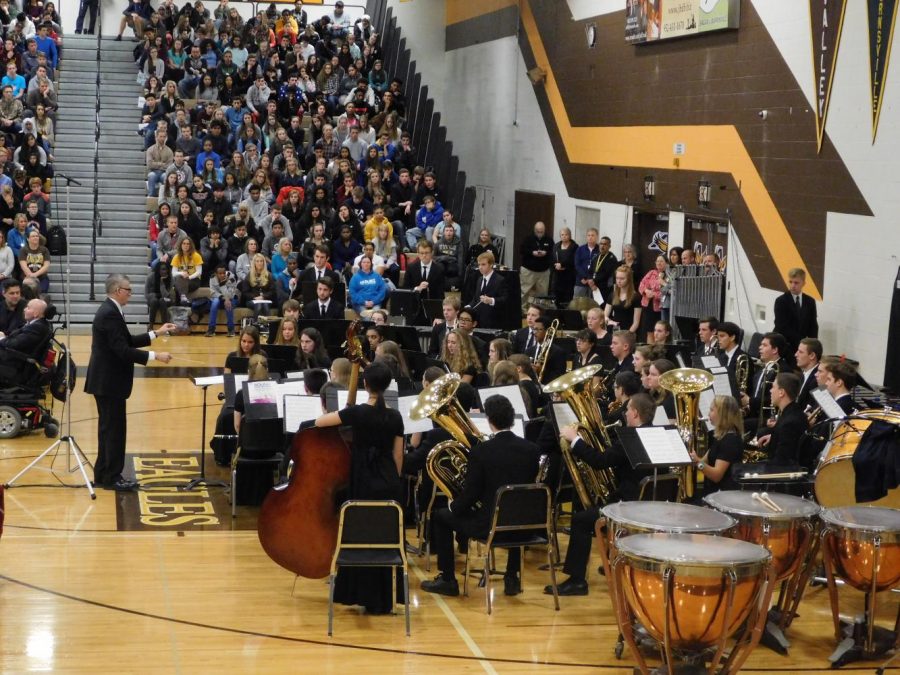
[585,23,597,48]
[697,180,712,208]
[643,175,655,201]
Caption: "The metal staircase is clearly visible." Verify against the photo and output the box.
[52,35,148,323]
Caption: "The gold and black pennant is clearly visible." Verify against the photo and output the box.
[809,0,847,152]
[868,0,899,141]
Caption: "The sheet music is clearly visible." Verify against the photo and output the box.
[699,389,715,431]
[193,375,224,386]
[652,405,670,426]
[636,427,691,464]
[812,388,847,420]
[470,414,526,439]
[479,384,529,420]
[710,367,732,396]
[246,380,277,404]
[283,395,323,432]
[552,402,579,429]
[276,380,308,418]
[336,389,349,410]
[396,395,434,434]
[284,371,305,381]
[701,355,721,369]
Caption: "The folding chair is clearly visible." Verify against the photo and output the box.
[463,483,559,614]
[231,416,284,518]
[328,500,410,636]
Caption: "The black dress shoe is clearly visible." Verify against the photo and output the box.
[104,479,139,491]
[421,575,459,597]
[504,575,522,596]
[544,578,588,596]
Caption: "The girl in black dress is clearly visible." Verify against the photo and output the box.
[605,265,642,335]
[691,395,745,496]
[314,362,405,614]
[646,358,677,421]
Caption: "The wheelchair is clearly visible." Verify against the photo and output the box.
[0,322,71,440]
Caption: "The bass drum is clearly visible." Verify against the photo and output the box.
[814,409,900,508]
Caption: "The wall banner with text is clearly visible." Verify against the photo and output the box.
[809,0,847,153]
[625,0,740,44]
[868,0,899,141]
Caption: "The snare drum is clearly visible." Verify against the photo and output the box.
[821,506,900,592]
[704,491,820,581]
[613,533,773,672]
[815,410,900,508]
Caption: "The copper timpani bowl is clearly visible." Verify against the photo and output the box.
[614,533,771,650]
[820,506,900,592]
[704,490,821,581]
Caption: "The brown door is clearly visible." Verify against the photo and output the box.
[632,209,670,272]
[513,190,555,268]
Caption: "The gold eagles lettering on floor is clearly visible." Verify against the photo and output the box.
[133,456,219,527]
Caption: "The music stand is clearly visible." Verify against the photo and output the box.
[389,288,420,323]
[182,376,229,491]
[616,426,692,500]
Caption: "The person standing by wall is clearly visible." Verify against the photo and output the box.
[518,221,553,314]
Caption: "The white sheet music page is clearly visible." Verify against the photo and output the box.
[812,388,847,420]
[193,375,224,386]
[553,402,579,429]
[247,380,277,404]
[701,356,721,369]
[276,381,308,418]
[652,405,670,426]
[469,414,526,438]
[479,384,529,420]
[283,395,323,432]
[699,389,715,430]
[636,427,691,464]
[710,367,732,396]
[396,395,434,434]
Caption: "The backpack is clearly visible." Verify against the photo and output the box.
[49,343,77,402]
[47,225,67,256]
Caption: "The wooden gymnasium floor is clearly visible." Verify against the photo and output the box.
[0,334,897,674]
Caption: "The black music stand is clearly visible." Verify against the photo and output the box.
[616,426,692,500]
[182,377,229,491]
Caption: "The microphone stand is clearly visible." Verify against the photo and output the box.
[5,175,96,498]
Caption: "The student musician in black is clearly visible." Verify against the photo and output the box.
[314,362,404,614]
[690,395,744,496]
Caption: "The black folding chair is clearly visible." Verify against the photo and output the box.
[328,500,410,636]
[231,416,284,517]
[463,484,559,614]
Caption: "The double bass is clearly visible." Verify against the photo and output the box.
[256,321,366,578]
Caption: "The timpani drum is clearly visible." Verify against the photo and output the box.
[613,533,774,675]
[600,501,736,560]
[814,410,900,508]
[704,491,820,581]
[820,506,900,658]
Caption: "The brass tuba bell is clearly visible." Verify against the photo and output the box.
[409,373,486,500]
[544,364,618,509]
[658,368,714,500]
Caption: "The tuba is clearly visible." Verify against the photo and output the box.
[658,368,714,500]
[409,373,486,501]
[533,318,559,382]
[544,365,618,509]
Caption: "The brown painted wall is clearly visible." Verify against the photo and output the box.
[516,0,870,294]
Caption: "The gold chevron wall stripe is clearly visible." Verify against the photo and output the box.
[519,0,821,299]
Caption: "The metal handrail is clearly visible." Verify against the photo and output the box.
[89,9,103,301]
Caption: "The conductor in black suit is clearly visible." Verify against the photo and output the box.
[469,251,507,329]
[85,274,175,491]
[773,268,818,352]
[302,277,345,319]
[0,298,51,384]
[421,394,542,597]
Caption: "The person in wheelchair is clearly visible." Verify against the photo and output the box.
[0,298,51,388]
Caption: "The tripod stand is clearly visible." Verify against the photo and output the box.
[4,175,96,499]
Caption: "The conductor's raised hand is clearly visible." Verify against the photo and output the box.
[156,352,173,363]
[157,322,177,336]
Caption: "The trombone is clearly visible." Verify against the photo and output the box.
[533,318,559,382]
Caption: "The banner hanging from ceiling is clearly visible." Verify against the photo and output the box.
[809,0,848,153]
[868,0,899,141]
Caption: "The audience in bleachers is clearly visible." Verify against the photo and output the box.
[0,5,61,302]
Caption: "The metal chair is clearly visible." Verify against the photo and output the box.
[328,500,410,636]
[637,472,682,502]
[463,483,560,614]
[231,416,284,518]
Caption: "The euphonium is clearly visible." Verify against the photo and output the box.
[409,373,486,501]
[533,318,559,381]
[544,364,618,509]
[735,353,750,397]
[658,368,714,500]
